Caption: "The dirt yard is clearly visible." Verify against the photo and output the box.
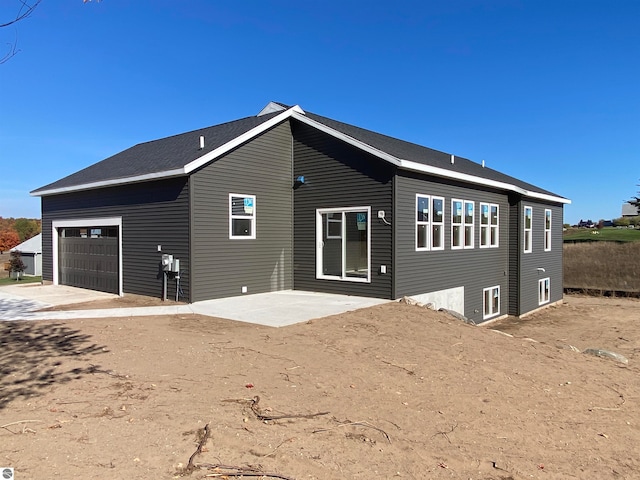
[1,295,639,480]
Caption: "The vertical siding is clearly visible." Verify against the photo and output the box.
[291,121,394,299]
[394,172,510,324]
[518,200,565,314]
[190,122,293,302]
[41,178,190,300]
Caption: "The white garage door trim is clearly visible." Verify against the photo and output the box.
[52,217,123,296]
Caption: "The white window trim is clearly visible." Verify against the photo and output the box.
[229,193,256,240]
[416,194,430,251]
[480,203,499,248]
[51,217,123,296]
[432,196,445,251]
[316,206,371,283]
[544,208,552,252]
[523,205,533,253]
[483,285,500,320]
[452,198,474,250]
[538,277,550,305]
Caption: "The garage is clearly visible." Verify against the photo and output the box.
[58,226,119,294]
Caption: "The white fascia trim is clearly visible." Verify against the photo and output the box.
[32,169,185,197]
[183,107,303,174]
[290,111,570,205]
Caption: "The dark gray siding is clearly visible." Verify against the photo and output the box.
[517,200,564,314]
[394,172,510,324]
[190,122,293,302]
[41,178,190,300]
[507,194,521,315]
[291,120,394,299]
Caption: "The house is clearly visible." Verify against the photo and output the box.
[621,203,639,217]
[9,233,42,276]
[31,102,570,324]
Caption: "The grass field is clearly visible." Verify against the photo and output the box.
[0,275,42,286]
[563,226,640,242]
[564,241,640,292]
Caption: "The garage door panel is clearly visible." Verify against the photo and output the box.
[59,233,119,294]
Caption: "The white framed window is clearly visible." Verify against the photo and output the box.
[544,209,552,251]
[416,195,430,250]
[523,205,533,253]
[480,203,499,248]
[483,285,500,319]
[229,193,256,239]
[538,277,550,305]
[452,199,474,249]
[416,195,444,251]
[432,196,445,250]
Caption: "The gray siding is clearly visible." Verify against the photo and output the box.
[517,200,564,314]
[394,172,510,324]
[41,178,190,300]
[507,194,521,315]
[190,122,293,302]
[291,121,394,299]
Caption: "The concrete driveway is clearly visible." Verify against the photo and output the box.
[0,284,389,326]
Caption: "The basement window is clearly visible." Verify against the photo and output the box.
[538,278,550,305]
[229,194,256,239]
[483,285,500,319]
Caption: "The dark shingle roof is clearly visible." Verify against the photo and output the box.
[32,103,567,202]
[31,111,282,194]
[303,112,561,198]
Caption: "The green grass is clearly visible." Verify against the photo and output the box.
[563,227,640,243]
[0,275,42,286]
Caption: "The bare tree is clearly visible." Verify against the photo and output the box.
[1,0,42,64]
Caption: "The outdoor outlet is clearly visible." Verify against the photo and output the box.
[377,210,385,219]
[241,286,248,294]
[380,265,387,274]
[157,245,162,252]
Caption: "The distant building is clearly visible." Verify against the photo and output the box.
[622,203,640,217]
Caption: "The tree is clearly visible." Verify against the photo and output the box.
[8,250,26,277]
[13,218,40,241]
[629,181,640,209]
[0,0,42,64]
[0,229,20,253]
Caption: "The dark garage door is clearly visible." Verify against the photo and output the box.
[58,227,119,294]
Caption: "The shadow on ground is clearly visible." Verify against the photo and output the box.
[0,321,108,410]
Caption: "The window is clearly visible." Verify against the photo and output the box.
[483,285,500,319]
[416,195,444,251]
[432,197,444,250]
[317,207,370,282]
[523,206,533,253]
[480,203,499,248]
[538,277,550,305]
[544,209,552,251]
[416,195,430,250]
[229,194,256,239]
[452,199,474,249]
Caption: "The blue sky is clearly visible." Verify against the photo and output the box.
[1,0,638,224]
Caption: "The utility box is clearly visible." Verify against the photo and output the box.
[171,258,180,273]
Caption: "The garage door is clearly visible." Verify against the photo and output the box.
[58,226,119,294]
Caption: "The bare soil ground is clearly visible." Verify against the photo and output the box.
[2,295,639,480]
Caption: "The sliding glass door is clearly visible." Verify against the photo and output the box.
[316,207,370,282]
